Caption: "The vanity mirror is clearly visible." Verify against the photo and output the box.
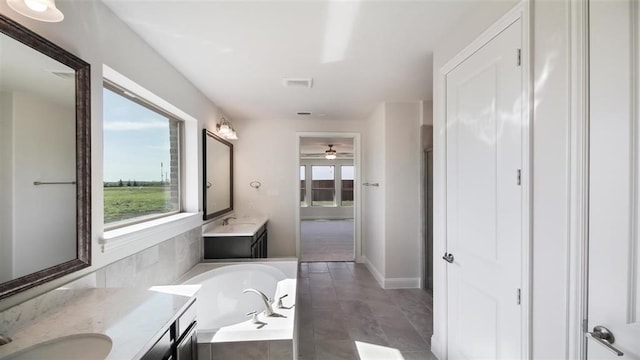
[202,129,233,220]
[0,15,91,299]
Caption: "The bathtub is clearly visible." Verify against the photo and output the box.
[178,259,298,359]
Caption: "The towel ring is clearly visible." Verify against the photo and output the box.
[250,181,262,189]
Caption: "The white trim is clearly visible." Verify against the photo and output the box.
[433,2,531,359]
[100,212,201,252]
[362,255,384,287]
[567,0,590,358]
[100,65,203,255]
[362,255,420,289]
[102,65,199,214]
[294,132,362,263]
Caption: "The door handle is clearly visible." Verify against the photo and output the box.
[442,252,454,263]
[585,325,624,356]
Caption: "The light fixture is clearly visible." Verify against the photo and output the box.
[7,0,64,22]
[215,117,238,140]
[325,144,337,160]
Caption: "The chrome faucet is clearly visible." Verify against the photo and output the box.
[242,288,274,316]
[0,334,12,346]
[221,216,236,226]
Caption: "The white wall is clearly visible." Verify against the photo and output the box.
[432,0,573,358]
[12,93,76,279]
[531,1,571,357]
[0,92,13,283]
[0,0,220,310]
[361,102,422,287]
[384,103,422,281]
[363,104,386,278]
[232,117,366,257]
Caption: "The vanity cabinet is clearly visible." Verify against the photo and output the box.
[142,301,197,360]
[204,222,268,259]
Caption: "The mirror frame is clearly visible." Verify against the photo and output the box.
[0,15,91,300]
[202,129,233,220]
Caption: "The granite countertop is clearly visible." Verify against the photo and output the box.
[0,286,200,359]
[202,216,268,237]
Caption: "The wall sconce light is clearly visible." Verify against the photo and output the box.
[7,0,64,22]
[215,117,238,140]
[325,144,337,160]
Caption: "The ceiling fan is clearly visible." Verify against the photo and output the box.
[300,144,354,159]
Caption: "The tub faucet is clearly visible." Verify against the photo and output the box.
[0,334,12,346]
[242,288,274,316]
[221,216,236,226]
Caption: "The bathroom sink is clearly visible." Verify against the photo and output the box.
[3,333,112,360]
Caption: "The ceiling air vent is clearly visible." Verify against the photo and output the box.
[297,112,312,116]
[283,78,313,88]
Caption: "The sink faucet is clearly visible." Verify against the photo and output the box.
[0,334,12,346]
[242,288,274,316]
[221,216,236,226]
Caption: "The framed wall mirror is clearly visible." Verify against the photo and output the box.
[0,15,91,300]
[202,129,233,220]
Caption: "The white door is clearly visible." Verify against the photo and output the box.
[587,0,640,358]
[445,19,523,359]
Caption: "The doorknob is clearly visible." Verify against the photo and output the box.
[585,325,624,356]
[442,252,454,263]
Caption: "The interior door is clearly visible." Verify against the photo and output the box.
[445,19,523,358]
[587,0,640,358]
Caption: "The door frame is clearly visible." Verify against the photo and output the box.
[294,132,362,263]
[567,0,640,358]
[567,0,590,358]
[432,2,532,358]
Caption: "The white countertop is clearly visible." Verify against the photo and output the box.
[0,286,200,360]
[202,216,268,237]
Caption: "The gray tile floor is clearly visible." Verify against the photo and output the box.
[298,262,435,360]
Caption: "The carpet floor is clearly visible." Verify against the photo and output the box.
[300,220,354,262]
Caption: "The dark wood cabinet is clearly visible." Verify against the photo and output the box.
[142,301,197,360]
[204,222,268,259]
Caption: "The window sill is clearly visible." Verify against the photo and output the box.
[100,212,202,253]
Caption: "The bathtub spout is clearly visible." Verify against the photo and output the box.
[242,288,274,316]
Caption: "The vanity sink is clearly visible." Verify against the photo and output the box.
[202,216,268,237]
[3,333,112,360]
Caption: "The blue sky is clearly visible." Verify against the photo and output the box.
[103,87,171,183]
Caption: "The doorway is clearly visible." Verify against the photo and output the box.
[295,133,361,263]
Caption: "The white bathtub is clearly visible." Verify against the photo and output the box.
[178,259,298,352]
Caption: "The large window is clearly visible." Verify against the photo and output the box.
[103,83,181,228]
[311,165,335,206]
[341,165,354,206]
[300,165,307,206]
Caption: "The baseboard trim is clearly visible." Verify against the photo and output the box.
[362,256,385,288]
[383,277,421,289]
[362,256,420,289]
[431,335,444,359]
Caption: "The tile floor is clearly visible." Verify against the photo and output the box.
[297,262,435,360]
[300,220,354,262]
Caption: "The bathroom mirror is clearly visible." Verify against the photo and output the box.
[0,15,91,300]
[203,129,233,220]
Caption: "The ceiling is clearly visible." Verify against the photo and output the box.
[300,136,353,157]
[101,0,476,121]
[0,32,75,107]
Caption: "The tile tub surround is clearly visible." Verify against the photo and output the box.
[179,260,298,360]
[0,287,199,359]
[298,262,435,360]
[102,227,202,288]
